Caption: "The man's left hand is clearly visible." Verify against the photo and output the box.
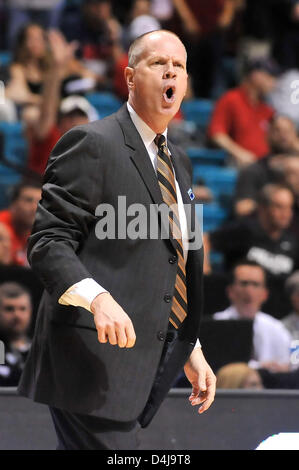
[184,347,216,414]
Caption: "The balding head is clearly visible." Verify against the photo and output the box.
[128,30,187,68]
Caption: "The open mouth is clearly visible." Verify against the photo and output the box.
[163,86,175,104]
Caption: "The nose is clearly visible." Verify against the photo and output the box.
[163,62,176,79]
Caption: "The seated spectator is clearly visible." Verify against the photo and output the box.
[208,58,278,167]
[213,260,292,372]
[0,179,41,266]
[0,282,32,386]
[282,271,299,342]
[22,31,94,176]
[6,24,96,109]
[216,362,264,389]
[208,184,299,281]
[234,115,299,217]
[0,223,12,266]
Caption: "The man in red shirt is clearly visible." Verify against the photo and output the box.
[208,59,278,167]
[0,181,41,266]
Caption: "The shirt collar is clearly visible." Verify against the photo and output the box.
[127,102,168,151]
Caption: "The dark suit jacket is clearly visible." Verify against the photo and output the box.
[17,104,204,427]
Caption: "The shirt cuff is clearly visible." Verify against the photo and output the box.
[194,338,201,349]
[58,278,109,313]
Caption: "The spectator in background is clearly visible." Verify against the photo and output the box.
[21,30,95,176]
[6,24,96,110]
[27,95,94,176]
[124,0,161,47]
[213,261,292,372]
[6,0,63,46]
[216,362,264,389]
[208,58,277,167]
[283,271,299,341]
[281,156,299,239]
[0,282,32,386]
[234,115,299,217]
[0,223,12,266]
[60,0,125,91]
[208,184,298,281]
[0,180,41,266]
[170,0,238,98]
[269,69,299,129]
[273,0,299,71]
[114,0,162,100]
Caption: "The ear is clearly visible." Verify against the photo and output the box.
[124,66,135,90]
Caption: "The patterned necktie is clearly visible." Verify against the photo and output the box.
[154,134,187,329]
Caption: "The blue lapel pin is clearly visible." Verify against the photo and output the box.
[188,188,195,201]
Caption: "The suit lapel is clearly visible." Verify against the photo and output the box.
[116,105,178,254]
[116,105,163,206]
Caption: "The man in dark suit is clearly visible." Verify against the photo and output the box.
[18,29,216,450]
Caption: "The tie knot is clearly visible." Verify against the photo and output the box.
[155,134,166,149]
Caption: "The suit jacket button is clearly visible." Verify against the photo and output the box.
[157,331,165,341]
[164,294,172,303]
[169,255,177,264]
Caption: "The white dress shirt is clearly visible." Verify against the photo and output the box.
[213,306,292,368]
[58,102,201,348]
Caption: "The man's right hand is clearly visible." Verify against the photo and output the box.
[91,293,136,348]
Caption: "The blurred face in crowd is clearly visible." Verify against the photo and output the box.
[0,223,12,266]
[268,116,299,153]
[281,157,299,198]
[59,111,89,136]
[126,31,188,133]
[249,70,276,96]
[259,188,294,232]
[84,1,111,24]
[24,25,47,60]
[11,186,41,231]
[242,369,264,389]
[132,0,151,18]
[0,294,32,339]
[227,265,268,318]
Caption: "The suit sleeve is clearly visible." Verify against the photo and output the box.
[27,126,103,305]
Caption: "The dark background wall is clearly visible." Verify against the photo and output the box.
[1,388,299,450]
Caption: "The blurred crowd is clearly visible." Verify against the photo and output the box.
[0,0,299,391]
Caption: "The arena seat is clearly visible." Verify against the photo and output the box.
[0,51,12,67]
[187,147,227,165]
[196,202,228,232]
[0,123,27,209]
[193,165,237,197]
[0,122,27,166]
[181,99,214,128]
[86,92,122,118]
